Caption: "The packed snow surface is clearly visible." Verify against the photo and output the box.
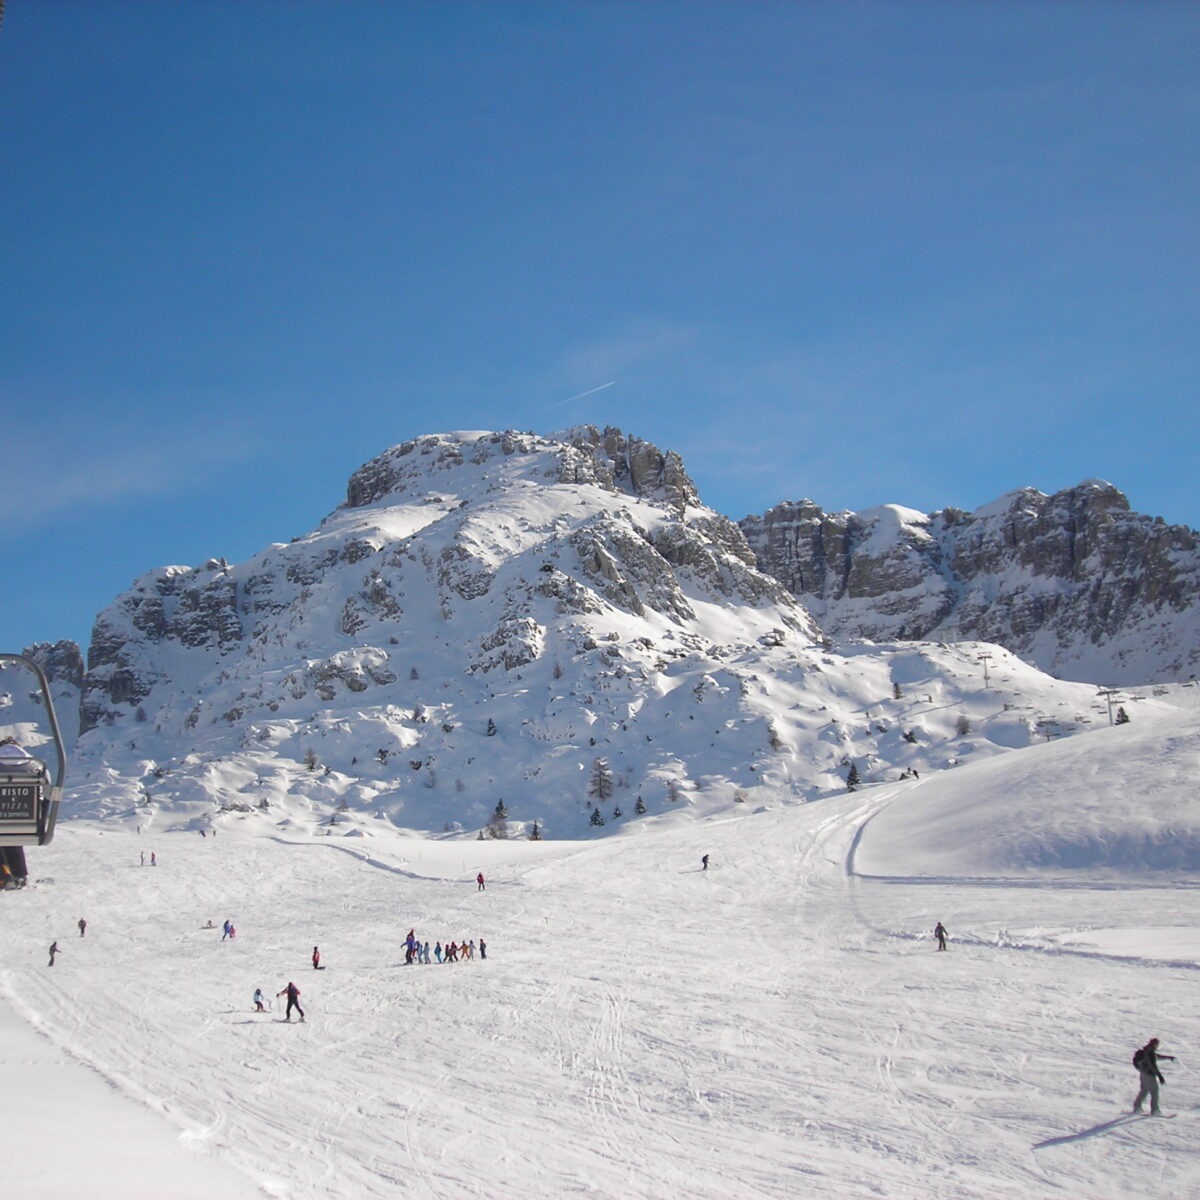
[4,700,1200,1199]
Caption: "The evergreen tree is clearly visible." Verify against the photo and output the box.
[589,806,605,827]
[486,718,497,737]
[846,762,861,792]
[529,820,542,841]
[635,795,647,815]
[612,805,622,820]
[588,757,614,803]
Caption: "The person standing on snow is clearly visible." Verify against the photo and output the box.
[934,922,948,951]
[48,940,59,967]
[277,981,305,1022]
[1133,1037,1175,1115]
[702,854,709,871]
[479,937,487,960]
[477,872,485,891]
[253,988,266,1012]
[78,917,87,937]
[312,946,321,970]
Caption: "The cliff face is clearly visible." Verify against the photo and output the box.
[78,426,811,738]
[741,481,1200,684]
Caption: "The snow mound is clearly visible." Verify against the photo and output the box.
[854,710,1200,881]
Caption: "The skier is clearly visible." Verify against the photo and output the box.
[312,946,321,970]
[253,988,266,1012]
[277,981,305,1022]
[404,929,417,964]
[421,941,431,964]
[477,872,486,891]
[48,940,59,967]
[1133,1037,1175,1115]
[479,937,487,960]
[702,854,709,871]
[223,919,233,941]
[78,917,87,937]
[434,941,443,963]
[151,851,157,866]
[934,921,948,951]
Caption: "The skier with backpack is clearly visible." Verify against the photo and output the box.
[1132,1037,1174,1115]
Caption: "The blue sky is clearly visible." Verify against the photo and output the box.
[2,1,1198,654]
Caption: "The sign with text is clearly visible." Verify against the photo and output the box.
[0,782,38,822]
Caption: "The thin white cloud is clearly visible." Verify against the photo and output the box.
[0,417,263,533]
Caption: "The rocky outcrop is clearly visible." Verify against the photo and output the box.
[741,481,1200,683]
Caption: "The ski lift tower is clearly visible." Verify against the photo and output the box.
[0,653,68,887]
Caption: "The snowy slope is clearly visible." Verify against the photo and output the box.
[3,690,1200,1199]
[49,428,1158,848]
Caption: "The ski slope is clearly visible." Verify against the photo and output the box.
[3,714,1200,1199]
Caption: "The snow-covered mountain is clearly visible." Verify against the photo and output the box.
[22,426,1138,840]
[740,480,1200,685]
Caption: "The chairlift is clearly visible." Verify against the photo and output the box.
[0,654,68,886]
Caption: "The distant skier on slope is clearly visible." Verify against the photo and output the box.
[477,872,486,891]
[1133,1037,1174,1115]
[253,988,266,1012]
[312,946,321,970]
[48,940,59,967]
[277,981,305,1022]
[934,922,948,951]
[702,854,709,871]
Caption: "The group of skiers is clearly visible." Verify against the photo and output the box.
[404,927,487,964]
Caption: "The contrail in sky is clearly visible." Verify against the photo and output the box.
[545,380,617,409]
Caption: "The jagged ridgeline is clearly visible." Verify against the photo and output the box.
[12,427,1197,838]
[740,482,1200,686]
[68,428,837,834]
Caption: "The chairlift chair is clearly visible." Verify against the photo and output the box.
[0,654,68,880]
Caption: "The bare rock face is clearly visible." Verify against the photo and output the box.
[76,428,809,737]
[741,481,1200,683]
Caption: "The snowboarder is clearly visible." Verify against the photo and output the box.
[253,988,266,1012]
[479,937,487,960]
[312,946,321,970]
[1133,1037,1175,1115]
[47,940,59,967]
[934,921,948,951]
[702,854,709,871]
[78,917,87,937]
[277,981,305,1022]
[477,872,486,891]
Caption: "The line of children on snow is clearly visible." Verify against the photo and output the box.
[403,927,487,963]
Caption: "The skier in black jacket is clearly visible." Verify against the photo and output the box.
[1133,1037,1174,1115]
[277,981,305,1022]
